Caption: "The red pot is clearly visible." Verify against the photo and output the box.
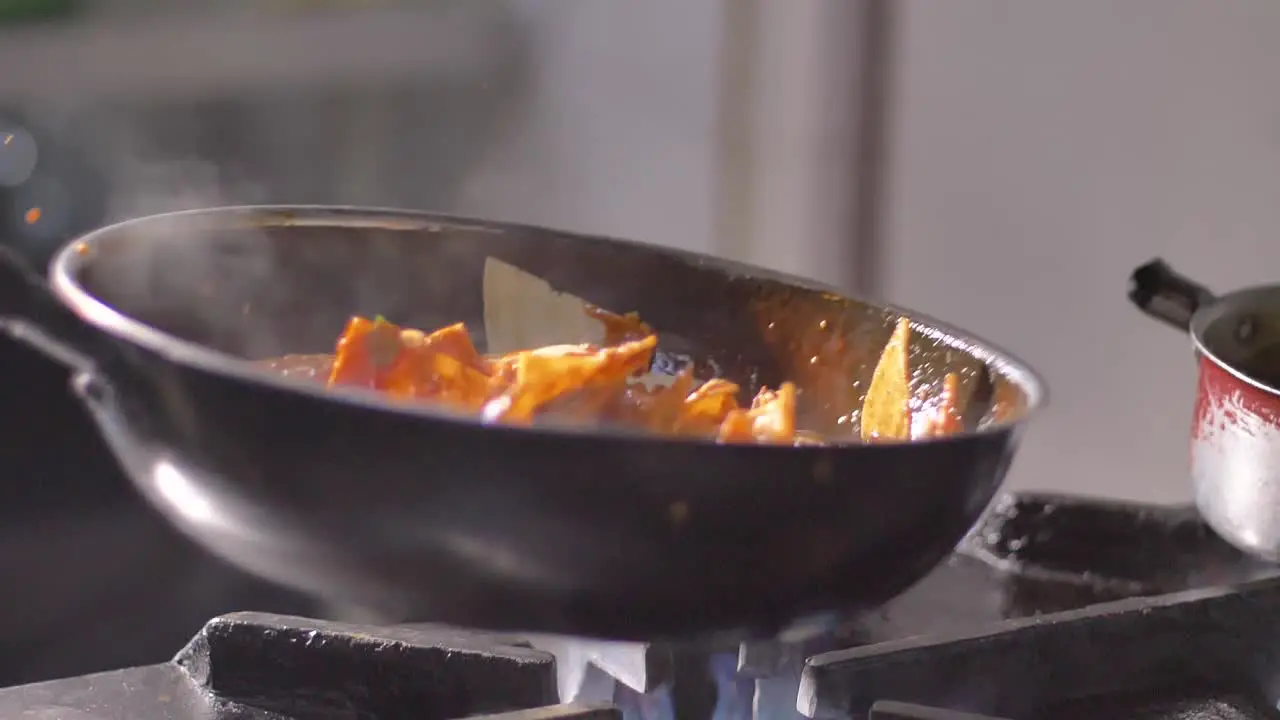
[1132,260,1280,560]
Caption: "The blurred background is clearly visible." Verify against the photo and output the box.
[1,0,1278,687]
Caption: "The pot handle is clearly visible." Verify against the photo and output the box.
[1128,258,1218,332]
[0,245,113,376]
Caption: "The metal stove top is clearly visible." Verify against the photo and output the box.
[2,492,1276,720]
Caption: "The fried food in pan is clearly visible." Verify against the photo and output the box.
[300,306,978,445]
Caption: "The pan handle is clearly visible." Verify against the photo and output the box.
[1128,258,1218,333]
[0,245,114,375]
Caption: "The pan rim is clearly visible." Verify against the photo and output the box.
[1190,285,1280,398]
[48,204,1048,450]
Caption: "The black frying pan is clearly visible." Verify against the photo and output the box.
[0,206,1045,642]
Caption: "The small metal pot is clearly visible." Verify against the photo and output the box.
[1130,259,1280,560]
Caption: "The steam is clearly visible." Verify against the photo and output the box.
[80,137,284,359]
[103,155,265,221]
[72,150,537,365]
[21,109,660,374]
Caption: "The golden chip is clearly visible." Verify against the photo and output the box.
[861,317,912,442]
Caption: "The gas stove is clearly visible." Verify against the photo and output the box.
[2,492,1277,720]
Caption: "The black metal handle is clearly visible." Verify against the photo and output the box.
[0,244,113,374]
[1128,258,1217,332]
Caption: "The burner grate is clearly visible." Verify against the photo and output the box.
[174,612,559,719]
[800,575,1280,719]
[472,703,621,720]
[1041,692,1273,720]
[0,612,603,720]
[3,492,1278,720]
[868,700,1012,720]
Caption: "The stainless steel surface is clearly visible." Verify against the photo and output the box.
[712,0,879,291]
[1130,258,1280,560]
[1190,285,1280,560]
[1191,387,1280,561]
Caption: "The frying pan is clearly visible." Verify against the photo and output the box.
[0,205,1045,642]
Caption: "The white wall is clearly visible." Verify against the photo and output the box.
[885,1,1280,501]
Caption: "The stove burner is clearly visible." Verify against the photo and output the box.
[173,613,564,719]
[800,575,1280,719]
[1,492,1277,720]
[2,610,615,720]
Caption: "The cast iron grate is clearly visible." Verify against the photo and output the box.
[0,611,619,720]
[800,575,1280,719]
[867,700,1012,719]
[2,492,1278,720]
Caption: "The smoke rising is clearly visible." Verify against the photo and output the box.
[62,118,290,360]
[103,155,265,222]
